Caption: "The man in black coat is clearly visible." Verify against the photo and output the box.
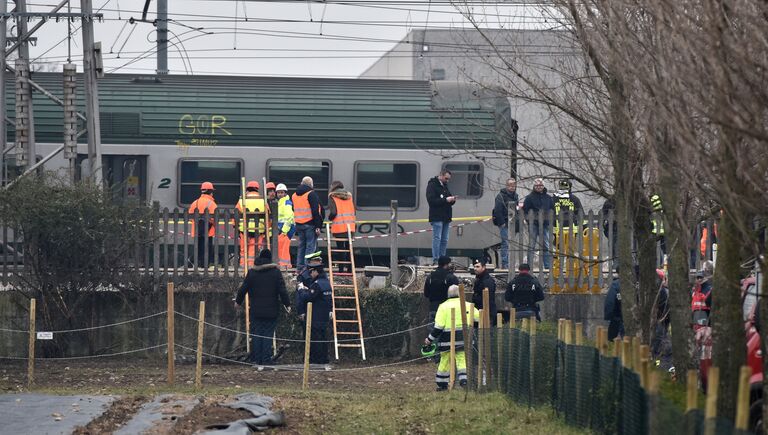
[492,178,519,270]
[426,169,457,264]
[471,259,497,326]
[424,255,459,323]
[235,249,291,364]
[522,178,554,269]
[505,263,545,321]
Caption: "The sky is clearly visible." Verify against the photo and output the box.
[16,0,549,78]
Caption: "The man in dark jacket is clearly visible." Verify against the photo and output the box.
[424,256,459,322]
[505,263,545,321]
[297,262,333,364]
[522,178,554,270]
[426,169,457,264]
[471,259,497,326]
[292,176,326,271]
[492,178,519,269]
[604,267,624,340]
[235,249,291,364]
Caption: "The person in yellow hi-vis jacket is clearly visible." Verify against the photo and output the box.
[424,284,479,391]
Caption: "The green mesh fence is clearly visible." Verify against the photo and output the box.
[461,324,752,435]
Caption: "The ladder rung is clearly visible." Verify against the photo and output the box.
[332,284,355,287]
[334,296,357,300]
[336,331,360,335]
[338,343,362,348]
[334,308,357,312]
[330,249,350,253]
[329,238,349,242]
[336,320,359,323]
[334,272,354,276]
[333,261,352,264]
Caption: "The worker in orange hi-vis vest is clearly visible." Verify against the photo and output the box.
[235,181,266,267]
[189,182,218,267]
[291,176,325,271]
[327,180,356,274]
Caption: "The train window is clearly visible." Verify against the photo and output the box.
[178,159,243,206]
[355,161,419,209]
[442,162,483,198]
[267,160,331,206]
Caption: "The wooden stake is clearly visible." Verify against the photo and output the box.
[686,370,698,413]
[639,344,650,375]
[521,317,528,333]
[449,308,456,391]
[735,366,752,430]
[640,359,650,389]
[27,298,35,387]
[529,313,536,402]
[496,312,503,391]
[564,320,572,345]
[195,301,205,389]
[621,337,632,369]
[557,318,564,341]
[302,302,313,390]
[458,284,471,391]
[704,367,719,435]
[600,328,609,355]
[575,322,583,346]
[613,337,621,358]
[166,282,175,386]
[596,326,604,354]
[482,288,491,388]
[245,294,251,356]
[476,312,484,390]
[632,337,641,374]
[509,308,516,328]
[648,370,660,394]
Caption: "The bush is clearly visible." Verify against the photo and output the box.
[0,173,152,354]
[274,287,424,359]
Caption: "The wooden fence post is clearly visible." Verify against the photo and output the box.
[632,337,642,375]
[449,308,456,391]
[195,301,205,389]
[595,326,604,354]
[477,312,485,390]
[686,370,699,435]
[496,312,503,391]
[458,284,471,390]
[704,367,719,435]
[648,371,661,435]
[575,322,583,345]
[621,337,632,369]
[735,366,752,431]
[27,298,35,387]
[167,282,175,386]
[507,308,515,394]
[245,294,251,356]
[529,314,537,403]
[482,288,491,388]
[302,302,313,390]
[613,337,621,358]
[639,344,650,387]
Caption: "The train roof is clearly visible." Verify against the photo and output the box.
[4,73,511,149]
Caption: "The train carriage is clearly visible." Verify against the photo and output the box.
[4,73,516,264]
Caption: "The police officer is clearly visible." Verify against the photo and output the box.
[297,260,333,365]
[424,256,459,323]
[604,267,624,340]
[552,179,584,233]
[505,263,545,321]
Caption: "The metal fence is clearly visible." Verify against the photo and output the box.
[0,206,719,286]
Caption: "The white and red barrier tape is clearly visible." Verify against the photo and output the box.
[159,217,492,241]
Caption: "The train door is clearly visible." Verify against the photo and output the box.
[78,155,147,203]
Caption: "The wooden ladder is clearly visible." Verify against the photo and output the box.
[325,222,366,360]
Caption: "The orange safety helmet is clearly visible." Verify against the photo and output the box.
[246,180,260,190]
[266,182,276,190]
[200,181,215,191]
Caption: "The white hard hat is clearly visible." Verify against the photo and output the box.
[276,183,288,192]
